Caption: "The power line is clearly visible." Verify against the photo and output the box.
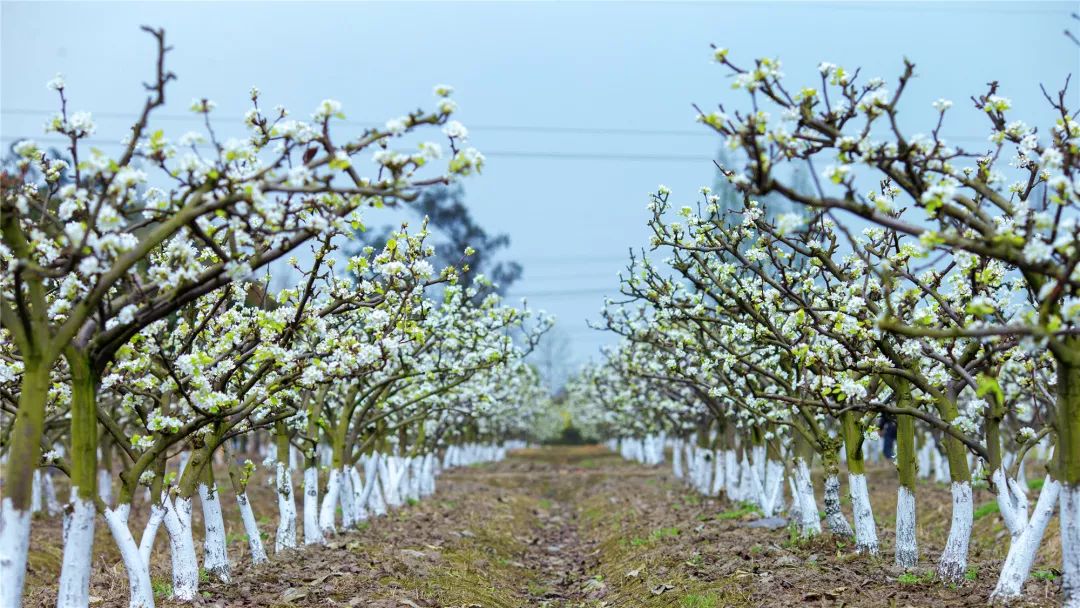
[509,287,616,297]
[820,2,1068,15]
[0,134,715,163]
[1,108,712,138]
[1,109,993,143]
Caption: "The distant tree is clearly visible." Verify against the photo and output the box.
[352,184,522,295]
[531,326,574,392]
[712,146,810,220]
[1,143,72,186]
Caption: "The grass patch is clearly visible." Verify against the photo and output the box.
[965,566,979,581]
[538,498,553,510]
[152,579,173,598]
[1033,568,1058,581]
[897,571,936,585]
[973,501,999,519]
[716,502,760,520]
[650,526,680,541]
[1028,477,1045,491]
[680,592,720,607]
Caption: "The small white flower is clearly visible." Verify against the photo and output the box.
[189,98,217,114]
[443,120,468,139]
[385,117,408,136]
[775,212,805,235]
[313,99,343,121]
[46,73,65,91]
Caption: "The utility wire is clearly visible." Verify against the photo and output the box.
[510,287,617,297]
[1,108,712,138]
[0,134,718,163]
[1,109,993,143]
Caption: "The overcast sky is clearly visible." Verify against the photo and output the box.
[2,1,1077,367]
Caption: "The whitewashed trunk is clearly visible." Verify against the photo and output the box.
[358,454,379,516]
[848,473,879,554]
[198,483,230,583]
[991,476,1060,601]
[1061,483,1080,608]
[139,501,165,568]
[932,447,951,484]
[97,469,113,506]
[787,477,802,523]
[350,466,369,523]
[895,485,918,568]
[104,504,155,608]
[724,450,739,500]
[379,455,397,507]
[162,495,199,601]
[369,455,388,517]
[274,462,297,552]
[697,449,713,495]
[738,455,754,503]
[823,474,853,537]
[394,458,409,504]
[672,440,684,479]
[937,481,973,581]
[236,492,268,565]
[422,453,437,497]
[0,498,32,608]
[42,471,61,516]
[993,467,1030,540]
[305,466,325,544]
[759,459,785,518]
[57,492,96,608]
[917,442,933,480]
[319,468,340,536]
[31,470,42,514]
[408,458,423,501]
[711,450,725,497]
[340,466,355,529]
[794,459,821,537]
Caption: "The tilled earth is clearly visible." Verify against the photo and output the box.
[22,446,1064,607]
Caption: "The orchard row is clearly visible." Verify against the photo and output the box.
[0,29,549,608]
[571,48,1080,605]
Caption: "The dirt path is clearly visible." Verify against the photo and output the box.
[23,445,1065,608]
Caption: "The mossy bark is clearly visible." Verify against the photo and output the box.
[65,347,98,501]
[1057,347,1080,486]
[841,412,865,476]
[5,360,51,510]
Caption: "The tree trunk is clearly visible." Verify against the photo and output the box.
[1,362,51,608]
[57,348,98,608]
[104,504,156,608]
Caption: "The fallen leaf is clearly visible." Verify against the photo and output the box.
[650,582,675,595]
[280,587,310,603]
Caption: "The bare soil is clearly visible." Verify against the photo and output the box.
[21,445,1063,607]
